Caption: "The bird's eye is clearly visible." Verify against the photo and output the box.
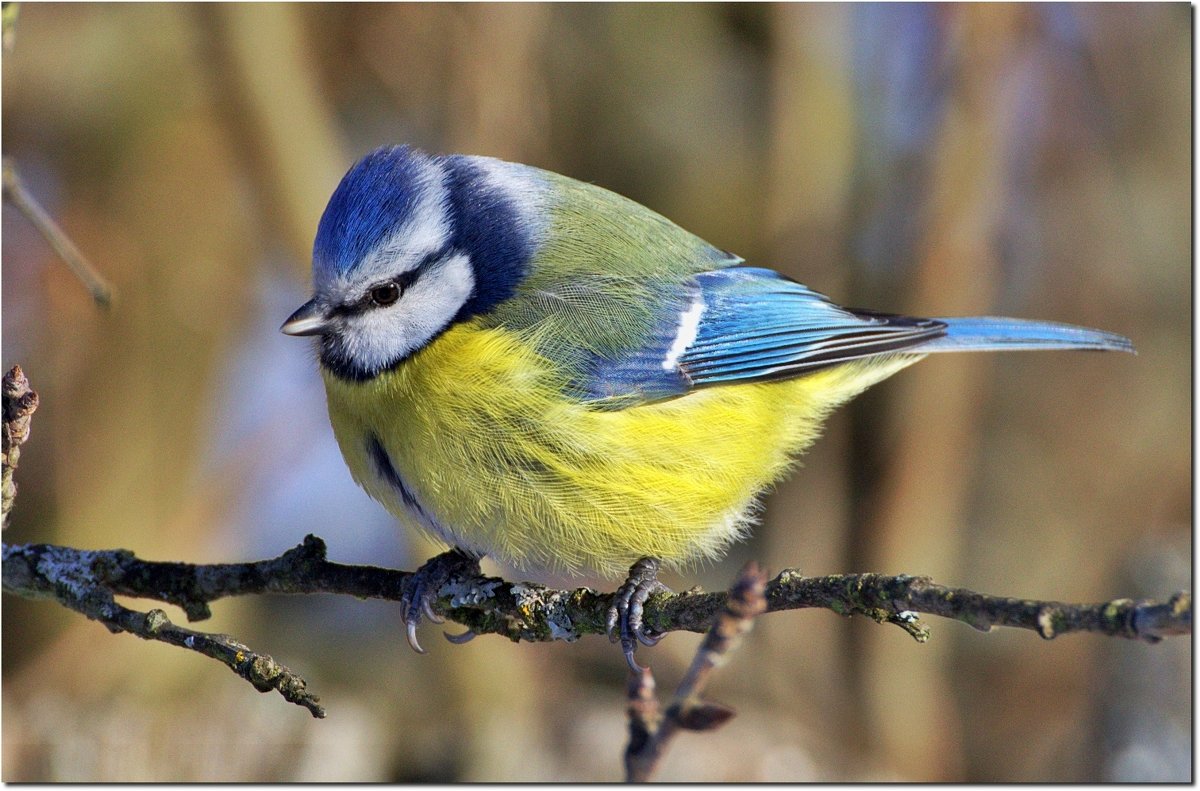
[369,282,401,306]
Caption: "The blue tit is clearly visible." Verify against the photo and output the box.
[282,145,1133,669]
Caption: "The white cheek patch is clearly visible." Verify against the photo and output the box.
[343,253,476,370]
[662,294,706,371]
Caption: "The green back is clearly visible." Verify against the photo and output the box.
[479,169,738,364]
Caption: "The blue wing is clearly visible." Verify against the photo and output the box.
[572,266,1132,407]
[678,269,947,385]
[575,267,947,405]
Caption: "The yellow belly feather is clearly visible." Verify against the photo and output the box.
[323,322,922,577]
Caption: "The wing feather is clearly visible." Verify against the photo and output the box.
[572,267,946,405]
[676,269,945,386]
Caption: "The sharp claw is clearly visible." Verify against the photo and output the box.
[444,628,477,644]
[407,621,426,654]
[636,630,663,647]
[400,549,483,654]
[422,598,444,624]
[625,648,644,674]
[608,558,675,669]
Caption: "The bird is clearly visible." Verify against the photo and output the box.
[282,144,1133,671]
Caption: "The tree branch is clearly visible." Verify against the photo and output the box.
[3,363,1190,719]
[2,157,114,308]
[3,541,325,717]
[2,365,38,527]
[624,562,766,782]
[2,535,1191,716]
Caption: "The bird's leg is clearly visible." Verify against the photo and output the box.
[606,556,671,673]
[401,547,481,653]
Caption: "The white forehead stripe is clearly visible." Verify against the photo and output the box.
[662,294,706,371]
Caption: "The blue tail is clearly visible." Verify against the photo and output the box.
[922,317,1134,354]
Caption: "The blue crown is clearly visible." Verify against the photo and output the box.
[312,146,537,320]
[313,145,433,280]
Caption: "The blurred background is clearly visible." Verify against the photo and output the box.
[1,3,1190,781]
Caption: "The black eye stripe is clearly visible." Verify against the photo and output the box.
[332,250,449,317]
[373,249,444,296]
[414,248,443,272]
[391,268,419,292]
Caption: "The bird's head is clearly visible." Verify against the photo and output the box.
[282,145,541,381]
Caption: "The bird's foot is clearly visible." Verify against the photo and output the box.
[401,548,481,653]
[606,557,671,673]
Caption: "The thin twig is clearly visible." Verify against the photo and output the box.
[2,365,38,527]
[2,157,114,307]
[2,542,323,716]
[624,562,766,782]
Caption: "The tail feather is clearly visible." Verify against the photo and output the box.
[922,317,1135,354]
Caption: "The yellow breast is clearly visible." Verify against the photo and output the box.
[322,321,920,577]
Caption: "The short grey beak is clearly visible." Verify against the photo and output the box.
[281,299,331,336]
